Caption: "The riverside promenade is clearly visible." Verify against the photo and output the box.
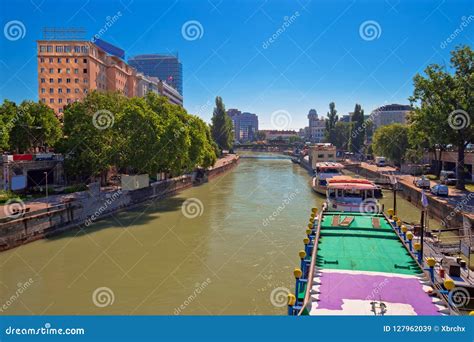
[0,154,239,220]
[0,154,239,251]
[348,161,474,225]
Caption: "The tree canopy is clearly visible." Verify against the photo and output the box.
[408,45,473,189]
[210,96,233,151]
[372,123,409,167]
[0,100,62,153]
[58,91,217,184]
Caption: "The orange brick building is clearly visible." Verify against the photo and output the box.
[37,40,182,115]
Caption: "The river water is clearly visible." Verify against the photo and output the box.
[0,153,439,315]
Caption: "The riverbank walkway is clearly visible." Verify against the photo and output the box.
[352,161,474,221]
[0,155,238,219]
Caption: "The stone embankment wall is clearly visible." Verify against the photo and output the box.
[0,156,239,252]
[345,164,474,230]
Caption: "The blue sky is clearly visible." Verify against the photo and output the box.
[1,0,473,129]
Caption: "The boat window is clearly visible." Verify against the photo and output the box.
[367,190,373,198]
[337,189,343,197]
[343,189,363,198]
[328,189,335,198]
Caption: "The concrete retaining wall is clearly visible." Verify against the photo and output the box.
[0,154,240,252]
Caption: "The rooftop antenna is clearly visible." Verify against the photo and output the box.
[42,27,86,41]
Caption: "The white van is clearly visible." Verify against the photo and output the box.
[375,156,386,167]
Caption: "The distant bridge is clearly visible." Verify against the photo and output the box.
[239,155,292,160]
[233,144,295,151]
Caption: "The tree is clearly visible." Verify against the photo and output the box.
[0,100,17,151]
[332,121,351,150]
[9,101,61,153]
[409,45,473,190]
[59,91,217,184]
[348,104,365,154]
[210,96,233,152]
[372,123,409,167]
[325,102,338,144]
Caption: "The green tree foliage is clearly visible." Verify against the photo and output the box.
[325,102,338,144]
[58,91,217,184]
[348,104,365,154]
[0,100,61,153]
[332,121,351,150]
[210,96,233,151]
[0,100,16,151]
[372,123,409,166]
[409,45,473,190]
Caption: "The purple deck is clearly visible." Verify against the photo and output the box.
[316,272,440,315]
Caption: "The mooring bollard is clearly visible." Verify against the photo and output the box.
[426,257,436,283]
[414,242,422,263]
[294,268,302,304]
[406,232,414,251]
[287,293,296,315]
[299,250,307,278]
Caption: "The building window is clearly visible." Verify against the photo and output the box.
[66,68,70,74]
[41,88,45,93]
[58,68,62,73]
[59,108,63,113]
[74,78,79,84]
[58,99,63,104]
[66,78,71,83]
[75,88,79,94]
[74,46,80,53]
[67,99,72,104]
[83,68,88,74]
[41,98,46,103]
[83,58,87,63]
[84,89,88,94]
[47,46,53,52]
[83,78,88,84]
[57,58,61,63]
[74,68,78,74]
[40,68,45,73]
[49,58,53,63]
[58,78,62,84]
[40,57,44,63]
[55,46,63,53]
[41,78,45,83]
[81,46,88,53]
[49,88,54,94]
[64,46,71,53]
[58,88,62,94]
[50,98,54,103]
[66,88,71,94]
[74,58,78,63]
[40,45,47,52]
[49,78,54,83]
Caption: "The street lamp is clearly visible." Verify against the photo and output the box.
[44,171,48,210]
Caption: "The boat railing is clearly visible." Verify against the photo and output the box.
[298,206,323,315]
[382,211,461,315]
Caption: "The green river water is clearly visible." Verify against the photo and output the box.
[0,153,441,315]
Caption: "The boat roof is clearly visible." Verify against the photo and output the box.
[302,212,443,316]
[327,176,377,190]
[315,162,344,169]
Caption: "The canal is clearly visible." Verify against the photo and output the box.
[0,153,442,315]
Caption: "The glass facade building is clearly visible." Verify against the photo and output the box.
[128,54,183,95]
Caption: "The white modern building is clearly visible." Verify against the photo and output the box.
[371,104,412,128]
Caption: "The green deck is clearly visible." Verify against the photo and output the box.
[317,212,421,275]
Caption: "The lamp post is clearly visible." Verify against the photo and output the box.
[44,171,48,210]
[390,174,398,215]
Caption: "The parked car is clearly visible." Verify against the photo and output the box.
[375,156,386,167]
[413,175,430,189]
[440,170,457,185]
[431,184,449,196]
